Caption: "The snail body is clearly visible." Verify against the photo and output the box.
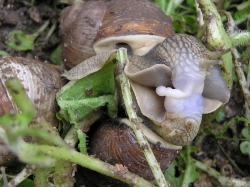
[125,34,230,145]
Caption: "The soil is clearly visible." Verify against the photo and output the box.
[0,0,61,61]
[0,0,249,187]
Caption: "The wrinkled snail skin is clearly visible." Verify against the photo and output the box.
[126,34,230,146]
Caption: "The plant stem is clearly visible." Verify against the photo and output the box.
[57,0,83,5]
[181,146,192,187]
[231,48,250,107]
[229,31,250,47]
[54,112,101,186]
[30,20,50,39]
[34,167,52,187]
[196,0,233,89]
[8,165,36,187]
[217,142,246,176]
[194,158,250,187]
[29,144,155,187]
[116,48,170,187]
[5,77,36,120]
[44,22,56,42]
[1,167,8,187]
[54,160,75,187]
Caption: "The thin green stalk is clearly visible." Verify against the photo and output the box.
[194,159,250,187]
[1,167,8,187]
[28,144,155,187]
[181,146,192,187]
[57,0,83,5]
[8,165,36,187]
[236,0,250,11]
[117,48,170,187]
[54,112,101,187]
[166,0,184,15]
[5,77,36,121]
[229,31,250,47]
[196,0,233,89]
[34,168,51,187]
[217,142,246,176]
[54,160,75,187]
[30,20,50,39]
[232,48,250,107]
[44,22,56,42]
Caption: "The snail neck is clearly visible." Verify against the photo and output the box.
[156,87,204,116]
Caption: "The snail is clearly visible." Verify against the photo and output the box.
[59,0,230,180]
[0,57,63,165]
[59,0,174,69]
[89,118,180,180]
[124,34,231,146]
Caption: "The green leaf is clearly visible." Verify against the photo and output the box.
[50,45,63,66]
[240,141,250,154]
[0,50,10,57]
[241,126,250,138]
[77,129,87,154]
[4,20,49,51]
[165,146,199,187]
[4,30,35,51]
[57,61,117,125]
[233,11,249,22]
[165,160,182,187]
[215,109,226,122]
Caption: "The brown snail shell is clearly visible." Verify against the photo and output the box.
[60,0,174,69]
[60,1,107,69]
[0,57,63,126]
[89,119,179,180]
[94,0,174,43]
[0,57,64,166]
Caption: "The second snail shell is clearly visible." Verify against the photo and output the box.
[0,57,63,166]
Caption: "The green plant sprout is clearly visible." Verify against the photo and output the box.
[194,158,250,186]
[165,146,199,187]
[4,20,49,51]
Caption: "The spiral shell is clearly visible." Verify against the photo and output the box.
[0,57,64,166]
[89,119,179,180]
[60,0,174,69]
[0,57,63,126]
[60,1,107,69]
